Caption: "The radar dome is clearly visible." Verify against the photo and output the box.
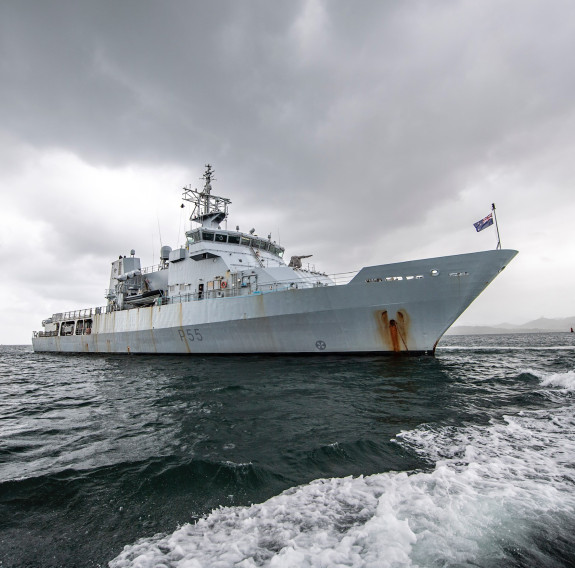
[160,246,172,260]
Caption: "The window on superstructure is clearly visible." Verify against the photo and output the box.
[187,230,201,244]
[202,231,215,241]
[240,236,250,246]
[215,233,227,243]
[228,235,240,244]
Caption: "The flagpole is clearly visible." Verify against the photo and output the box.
[491,203,501,250]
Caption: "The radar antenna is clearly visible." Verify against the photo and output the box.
[182,164,231,228]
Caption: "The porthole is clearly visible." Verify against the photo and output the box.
[430,269,440,277]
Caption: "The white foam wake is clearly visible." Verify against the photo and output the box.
[110,375,575,568]
[110,473,418,567]
[538,369,575,391]
[517,367,575,392]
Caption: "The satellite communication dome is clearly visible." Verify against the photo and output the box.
[160,246,172,260]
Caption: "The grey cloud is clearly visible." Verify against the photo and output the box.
[4,1,575,203]
[2,0,575,341]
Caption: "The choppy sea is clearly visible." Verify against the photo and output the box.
[1,333,574,568]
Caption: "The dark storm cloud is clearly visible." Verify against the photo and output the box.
[2,0,575,342]
[0,1,319,171]
[2,0,575,261]
[3,0,575,236]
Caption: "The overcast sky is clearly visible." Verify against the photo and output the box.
[1,0,574,344]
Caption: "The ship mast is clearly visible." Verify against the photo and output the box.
[182,164,231,228]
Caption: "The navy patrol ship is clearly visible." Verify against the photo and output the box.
[33,165,517,354]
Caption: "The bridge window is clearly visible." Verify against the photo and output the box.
[202,231,214,241]
[187,230,201,244]
[270,245,284,257]
[228,235,240,244]
[215,233,227,243]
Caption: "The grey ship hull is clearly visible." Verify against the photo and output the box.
[32,250,517,355]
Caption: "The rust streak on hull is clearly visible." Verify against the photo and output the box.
[388,319,400,352]
[395,310,410,351]
[375,309,411,353]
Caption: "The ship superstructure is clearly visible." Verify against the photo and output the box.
[33,165,517,355]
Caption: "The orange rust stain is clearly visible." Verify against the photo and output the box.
[395,310,411,350]
[375,310,394,352]
[374,309,412,352]
[388,319,400,352]
[181,327,191,353]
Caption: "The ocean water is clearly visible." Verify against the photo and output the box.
[1,333,574,568]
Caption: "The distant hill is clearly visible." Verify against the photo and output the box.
[447,316,575,335]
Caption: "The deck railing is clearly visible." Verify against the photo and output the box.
[39,269,359,325]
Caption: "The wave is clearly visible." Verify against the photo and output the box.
[110,391,575,568]
[210,384,249,393]
[110,474,418,568]
[538,370,575,391]
[438,345,575,352]
[141,457,286,494]
[509,367,575,393]
[102,356,575,566]
[0,457,285,509]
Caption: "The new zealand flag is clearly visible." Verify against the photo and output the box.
[473,213,494,232]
